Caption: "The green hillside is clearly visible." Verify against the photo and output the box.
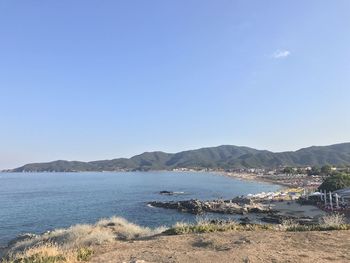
[9,143,350,172]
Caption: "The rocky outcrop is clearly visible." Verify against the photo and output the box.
[0,233,38,258]
[148,198,270,215]
[6,233,38,247]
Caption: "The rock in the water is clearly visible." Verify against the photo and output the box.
[159,191,174,195]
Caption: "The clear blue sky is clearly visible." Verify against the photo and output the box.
[1,1,350,169]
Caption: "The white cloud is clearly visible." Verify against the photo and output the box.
[272,49,291,59]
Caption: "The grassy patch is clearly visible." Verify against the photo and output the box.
[164,221,274,235]
[285,214,350,232]
[7,254,65,263]
[319,213,346,227]
[6,216,166,257]
[76,247,94,262]
[3,244,94,263]
[165,222,350,235]
[96,216,166,240]
[286,224,350,232]
[165,214,350,235]
[2,216,166,262]
[3,215,349,262]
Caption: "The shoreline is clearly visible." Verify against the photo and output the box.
[216,171,291,188]
[1,170,322,250]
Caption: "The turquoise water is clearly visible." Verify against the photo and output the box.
[0,172,280,246]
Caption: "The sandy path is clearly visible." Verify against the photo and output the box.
[90,230,350,263]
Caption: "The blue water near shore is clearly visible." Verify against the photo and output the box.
[0,172,280,246]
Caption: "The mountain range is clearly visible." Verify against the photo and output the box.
[6,143,350,172]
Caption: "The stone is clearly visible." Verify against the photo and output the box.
[148,198,270,215]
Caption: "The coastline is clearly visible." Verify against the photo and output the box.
[1,171,338,262]
[0,170,281,247]
[218,171,322,190]
[217,171,291,188]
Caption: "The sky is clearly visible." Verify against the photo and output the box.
[1,1,350,169]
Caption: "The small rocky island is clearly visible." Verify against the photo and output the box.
[158,191,185,195]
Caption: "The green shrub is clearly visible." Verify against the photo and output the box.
[319,213,346,227]
[6,254,65,263]
[76,247,93,262]
[318,172,350,191]
[286,224,350,232]
[164,221,275,235]
[1,244,95,263]
[164,218,350,236]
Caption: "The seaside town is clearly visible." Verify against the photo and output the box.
[173,165,350,188]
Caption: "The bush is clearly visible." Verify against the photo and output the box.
[5,216,166,258]
[318,173,350,191]
[319,213,346,227]
[164,220,275,235]
[3,244,94,263]
[280,219,299,231]
[165,217,350,235]
[76,247,93,262]
[286,214,349,232]
[96,216,166,240]
[4,244,68,263]
[286,224,350,232]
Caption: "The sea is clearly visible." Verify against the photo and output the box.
[0,171,280,246]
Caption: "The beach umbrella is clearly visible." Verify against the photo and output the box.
[309,192,322,197]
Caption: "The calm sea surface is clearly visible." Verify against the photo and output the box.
[0,172,280,246]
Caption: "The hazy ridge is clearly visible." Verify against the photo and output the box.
[8,143,350,172]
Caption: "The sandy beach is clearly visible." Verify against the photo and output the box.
[219,172,289,187]
[221,171,323,189]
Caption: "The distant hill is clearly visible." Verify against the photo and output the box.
[8,143,350,172]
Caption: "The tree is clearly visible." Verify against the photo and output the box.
[283,167,294,174]
[321,165,332,176]
[318,173,350,191]
[296,168,305,174]
[307,166,320,176]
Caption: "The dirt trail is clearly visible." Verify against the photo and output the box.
[90,230,350,263]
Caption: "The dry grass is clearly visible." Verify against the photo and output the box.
[4,215,350,262]
[7,224,114,255]
[165,220,275,235]
[96,216,166,240]
[285,214,350,232]
[166,214,350,235]
[48,224,115,248]
[279,219,299,231]
[4,216,166,259]
[3,243,93,263]
[319,213,346,227]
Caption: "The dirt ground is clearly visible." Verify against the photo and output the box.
[89,230,350,263]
